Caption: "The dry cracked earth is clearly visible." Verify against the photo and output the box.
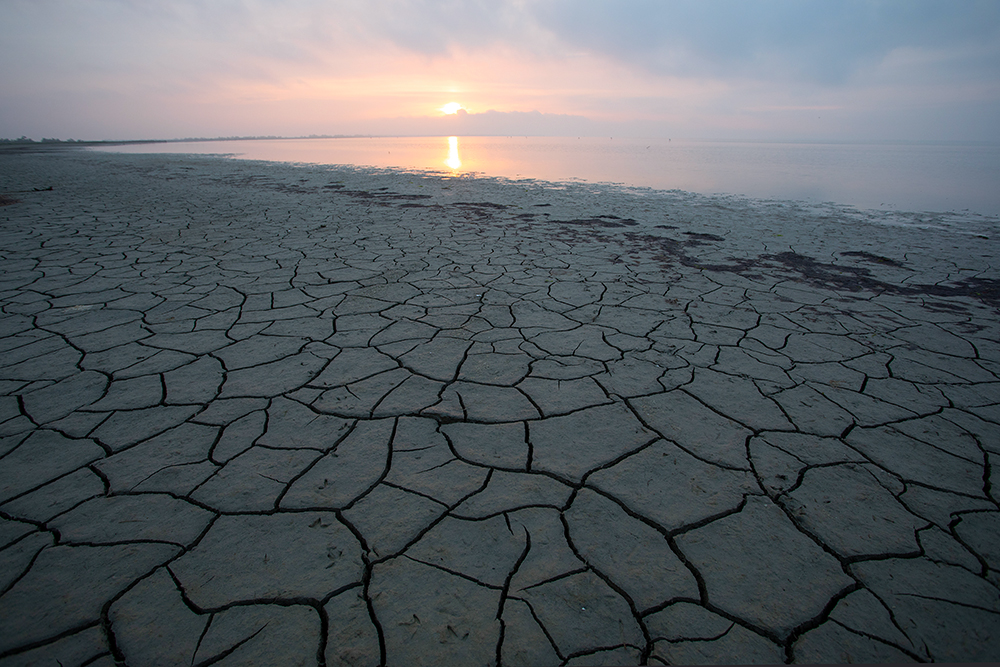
[1,149,1000,666]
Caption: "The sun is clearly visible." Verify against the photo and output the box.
[439,102,464,115]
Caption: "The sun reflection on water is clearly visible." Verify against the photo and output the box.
[445,136,461,170]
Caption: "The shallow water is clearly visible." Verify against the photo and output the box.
[94,136,1000,218]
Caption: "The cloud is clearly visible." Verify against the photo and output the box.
[527,0,1000,85]
[1,0,998,141]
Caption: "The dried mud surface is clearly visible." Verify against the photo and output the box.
[1,150,999,665]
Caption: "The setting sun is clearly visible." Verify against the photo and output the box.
[439,102,464,115]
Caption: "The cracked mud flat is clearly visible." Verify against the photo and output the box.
[1,148,999,666]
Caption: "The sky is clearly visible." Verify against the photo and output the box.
[2,0,999,142]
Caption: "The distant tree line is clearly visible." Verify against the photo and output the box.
[0,137,83,143]
[1,134,356,144]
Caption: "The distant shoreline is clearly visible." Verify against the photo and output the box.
[5,137,1000,219]
[3,135,1000,148]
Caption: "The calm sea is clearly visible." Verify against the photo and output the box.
[94,136,1000,218]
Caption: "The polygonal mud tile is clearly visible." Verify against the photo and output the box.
[219,352,327,398]
[515,570,643,659]
[325,587,381,667]
[630,390,754,469]
[171,512,363,609]
[163,356,224,405]
[371,557,501,667]
[193,604,321,666]
[260,396,352,450]
[781,463,926,558]
[90,405,200,452]
[398,338,472,382]
[21,370,108,423]
[847,425,986,497]
[500,598,561,667]
[458,352,532,386]
[452,470,572,519]
[85,374,163,412]
[214,334,310,370]
[192,446,321,512]
[588,440,758,532]
[310,347,399,388]
[109,568,207,666]
[441,381,541,422]
[675,496,853,640]
[953,511,1000,581]
[342,484,447,559]
[0,543,179,654]
[855,558,1000,662]
[826,588,922,657]
[792,621,917,663]
[0,467,106,523]
[282,418,393,510]
[516,376,611,416]
[566,488,697,611]
[648,603,783,665]
[507,508,587,593]
[312,368,411,416]
[442,421,529,470]
[384,417,488,506]
[0,430,105,503]
[371,374,444,417]
[407,514,527,587]
[529,402,656,483]
[49,494,213,546]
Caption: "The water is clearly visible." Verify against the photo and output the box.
[93,136,1000,218]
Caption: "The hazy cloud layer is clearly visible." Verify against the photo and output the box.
[1,0,998,140]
